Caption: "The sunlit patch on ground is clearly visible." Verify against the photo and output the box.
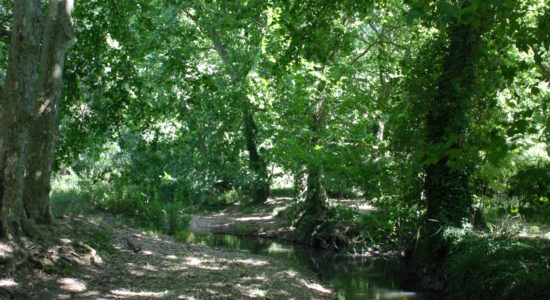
[234,215,274,221]
[2,214,334,299]
[58,277,87,292]
[299,279,333,294]
[111,289,170,298]
[183,256,227,270]
[0,242,13,258]
[328,199,376,212]
[284,270,298,277]
[0,278,18,288]
[189,197,297,239]
[231,258,269,266]
[248,289,266,297]
[59,238,72,244]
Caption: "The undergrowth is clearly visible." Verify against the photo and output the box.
[279,198,421,254]
[50,172,209,236]
[442,227,550,300]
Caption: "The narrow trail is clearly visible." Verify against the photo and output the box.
[189,198,295,240]
[189,197,376,241]
[0,213,334,299]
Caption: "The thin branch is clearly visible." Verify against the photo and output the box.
[349,41,378,66]
[109,0,136,51]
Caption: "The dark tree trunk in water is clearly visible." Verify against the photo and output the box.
[0,0,42,237]
[411,23,481,288]
[24,0,73,223]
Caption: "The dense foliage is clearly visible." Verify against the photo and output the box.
[1,0,549,298]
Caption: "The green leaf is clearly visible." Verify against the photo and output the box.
[438,2,460,20]
[407,7,424,25]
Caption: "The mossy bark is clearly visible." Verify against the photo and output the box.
[305,107,327,214]
[410,22,481,291]
[423,23,479,228]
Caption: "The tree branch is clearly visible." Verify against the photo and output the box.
[109,0,135,51]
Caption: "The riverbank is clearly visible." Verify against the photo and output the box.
[190,197,296,240]
[189,197,398,256]
[408,227,550,300]
[0,213,335,299]
[190,197,550,300]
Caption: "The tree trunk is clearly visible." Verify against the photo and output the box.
[410,23,481,289]
[208,26,270,203]
[424,23,479,228]
[0,0,42,237]
[242,100,270,203]
[305,98,327,213]
[24,0,73,223]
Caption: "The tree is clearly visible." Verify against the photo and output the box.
[23,0,74,223]
[402,0,537,290]
[0,0,73,236]
[184,1,271,203]
[0,0,42,237]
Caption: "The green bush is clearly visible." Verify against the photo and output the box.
[507,164,550,222]
[442,228,550,300]
[359,199,421,251]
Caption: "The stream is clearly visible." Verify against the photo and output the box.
[182,232,421,300]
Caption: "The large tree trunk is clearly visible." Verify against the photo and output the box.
[0,0,42,237]
[424,23,479,229]
[410,23,481,290]
[24,0,74,223]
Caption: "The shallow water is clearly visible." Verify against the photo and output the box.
[181,232,421,300]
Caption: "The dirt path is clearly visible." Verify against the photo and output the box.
[0,214,334,299]
[189,198,296,240]
[189,197,376,242]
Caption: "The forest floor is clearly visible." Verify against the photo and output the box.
[0,213,335,299]
[190,196,550,243]
[190,197,296,240]
[190,197,376,238]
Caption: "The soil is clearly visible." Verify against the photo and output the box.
[189,198,296,240]
[0,213,335,299]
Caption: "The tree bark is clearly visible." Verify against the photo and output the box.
[305,97,327,213]
[242,100,269,203]
[424,23,479,228]
[24,0,73,223]
[0,0,42,237]
[410,23,481,289]
[208,26,270,203]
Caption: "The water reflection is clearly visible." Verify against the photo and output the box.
[179,232,420,300]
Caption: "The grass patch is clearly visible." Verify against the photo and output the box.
[270,187,295,198]
[50,173,191,237]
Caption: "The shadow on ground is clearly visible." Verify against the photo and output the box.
[0,214,334,299]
